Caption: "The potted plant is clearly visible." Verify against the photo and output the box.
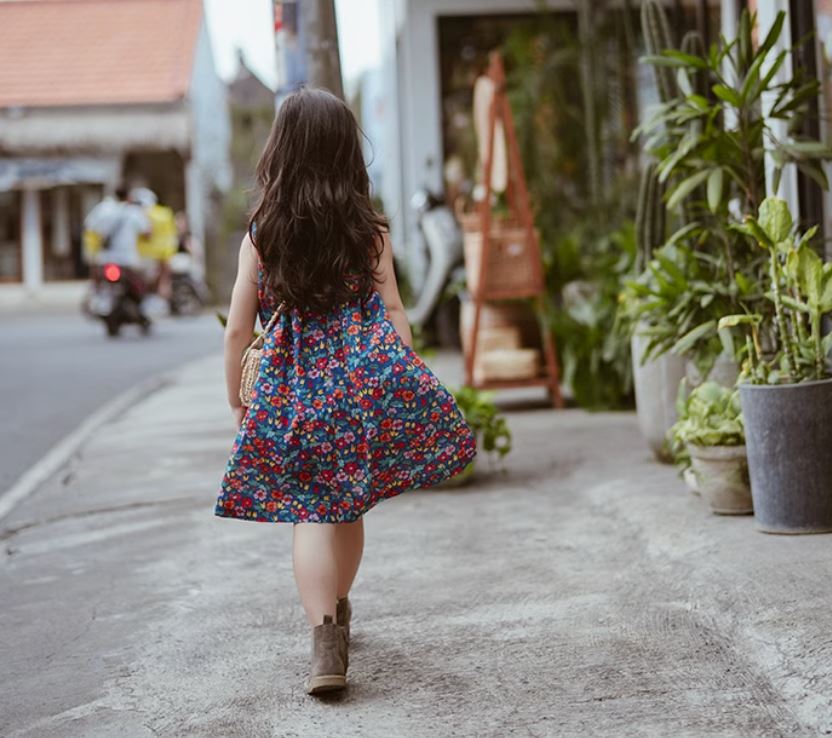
[720,198,832,533]
[670,381,751,515]
[628,9,832,383]
[446,385,512,485]
[627,163,687,462]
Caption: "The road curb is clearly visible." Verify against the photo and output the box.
[0,373,172,524]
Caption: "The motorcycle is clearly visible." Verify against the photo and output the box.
[404,187,465,346]
[83,263,151,337]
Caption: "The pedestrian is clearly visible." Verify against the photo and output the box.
[216,88,477,695]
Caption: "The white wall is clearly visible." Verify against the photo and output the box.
[187,17,232,247]
[0,107,190,153]
[381,0,573,282]
[756,0,799,215]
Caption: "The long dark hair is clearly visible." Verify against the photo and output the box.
[249,88,387,312]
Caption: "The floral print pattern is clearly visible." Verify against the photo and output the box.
[215,274,477,523]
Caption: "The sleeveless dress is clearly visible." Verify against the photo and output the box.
[215,267,477,524]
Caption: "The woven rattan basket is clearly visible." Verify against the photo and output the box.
[463,225,541,295]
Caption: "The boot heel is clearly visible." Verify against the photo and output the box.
[306,674,347,694]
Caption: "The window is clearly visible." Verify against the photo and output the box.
[0,190,21,282]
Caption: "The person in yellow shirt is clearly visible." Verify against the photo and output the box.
[129,187,178,302]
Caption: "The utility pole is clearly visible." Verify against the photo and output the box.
[299,0,344,99]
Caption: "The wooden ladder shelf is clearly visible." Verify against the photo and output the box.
[463,50,563,408]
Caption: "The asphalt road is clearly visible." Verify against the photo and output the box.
[0,310,222,493]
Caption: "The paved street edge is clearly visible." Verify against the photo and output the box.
[0,373,172,523]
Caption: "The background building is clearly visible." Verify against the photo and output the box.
[212,51,276,301]
[0,0,231,297]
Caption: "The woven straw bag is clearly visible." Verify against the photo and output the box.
[239,304,284,406]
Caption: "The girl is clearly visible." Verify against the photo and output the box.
[216,88,477,695]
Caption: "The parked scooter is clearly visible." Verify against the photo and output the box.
[83,263,151,337]
[168,251,209,316]
[404,187,464,345]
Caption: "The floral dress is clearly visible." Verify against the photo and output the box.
[215,268,477,524]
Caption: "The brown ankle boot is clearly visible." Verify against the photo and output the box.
[306,615,348,695]
[336,596,352,642]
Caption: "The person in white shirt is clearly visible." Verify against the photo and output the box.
[84,185,151,268]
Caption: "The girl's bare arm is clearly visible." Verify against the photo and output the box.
[373,232,413,347]
[224,234,260,420]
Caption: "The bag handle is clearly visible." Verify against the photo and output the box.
[252,302,285,348]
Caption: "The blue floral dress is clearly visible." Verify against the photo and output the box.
[215,268,477,524]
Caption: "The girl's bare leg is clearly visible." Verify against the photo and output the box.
[292,523,339,625]
[334,518,364,599]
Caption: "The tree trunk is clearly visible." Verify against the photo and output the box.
[300,0,344,99]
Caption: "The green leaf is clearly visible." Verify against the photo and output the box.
[677,68,693,97]
[758,11,786,58]
[706,168,723,213]
[655,253,687,286]
[786,140,832,157]
[771,80,822,118]
[757,50,787,96]
[786,247,800,282]
[712,84,742,107]
[657,130,698,182]
[732,218,773,250]
[666,222,701,246]
[822,332,832,357]
[663,50,710,69]
[796,160,830,191]
[688,94,710,110]
[671,320,717,355]
[820,276,832,312]
[640,54,699,68]
[780,295,811,314]
[718,314,761,330]
[797,225,820,249]
[758,197,793,243]
[735,272,753,295]
[718,326,735,358]
[798,246,824,307]
[739,52,765,104]
[667,170,710,210]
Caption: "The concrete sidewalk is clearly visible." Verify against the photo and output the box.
[1,353,830,738]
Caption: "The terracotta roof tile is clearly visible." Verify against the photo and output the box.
[0,0,203,108]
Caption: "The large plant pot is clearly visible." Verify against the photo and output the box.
[685,354,739,389]
[631,333,687,462]
[740,379,832,534]
[688,444,752,515]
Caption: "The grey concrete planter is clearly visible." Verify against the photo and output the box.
[740,378,832,534]
[685,354,739,389]
[631,333,686,463]
[688,444,752,515]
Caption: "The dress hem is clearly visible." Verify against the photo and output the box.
[213,446,477,525]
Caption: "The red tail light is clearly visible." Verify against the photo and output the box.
[103,264,122,282]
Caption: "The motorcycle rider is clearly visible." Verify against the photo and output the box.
[84,185,151,313]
